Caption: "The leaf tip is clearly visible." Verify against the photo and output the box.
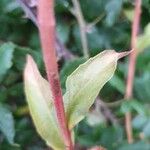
[118,50,132,59]
[26,54,34,65]
[24,54,38,80]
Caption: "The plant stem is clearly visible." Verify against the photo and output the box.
[37,0,73,149]
[125,0,141,143]
[96,98,118,126]
[87,13,105,30]
[17,0,74,61]
[72,0,89,58]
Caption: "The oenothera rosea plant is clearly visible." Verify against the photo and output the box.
[24,51,129,150]
[23,0,130,149]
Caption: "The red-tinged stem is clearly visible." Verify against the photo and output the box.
[125,0,141,143]
[37,0,73,149]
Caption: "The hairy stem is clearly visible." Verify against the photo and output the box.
[37,0,73,149]
[72,0,89,58]
[125,0,141,143]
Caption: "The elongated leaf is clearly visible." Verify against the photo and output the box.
[0,104,15,145]
[24,55,65,150]
[105,0,123,26]
[64,50,129,129]
[0,42,15,82]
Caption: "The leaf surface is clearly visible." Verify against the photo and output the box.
[0,42,15,82]
[24,55,65,150]
[64,50,129,129]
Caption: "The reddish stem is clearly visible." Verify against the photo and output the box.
[125,0,141,143]
[37,0,73,149]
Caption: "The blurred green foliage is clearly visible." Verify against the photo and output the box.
[0,0,150,149]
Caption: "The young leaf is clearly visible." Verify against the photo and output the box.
[64,50,129,129]
[24,55,65,150]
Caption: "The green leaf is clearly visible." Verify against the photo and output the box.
[64,50,129,129]
[109,74,125,94]
[14,46,43,71]
[143,121,150,137]
[73,25,111,52]
[100,125,123,149]
[24,55,65,150]
[0,104,16,145]
[80,0,107,20]
[118,141,150,150]
[132,115,148,130]
[136,49,150,72]
[120,99,145,115]
[0,42,15,82]
[143,0,150,14]
[136,23,150,53]
[105,0,123,26]
[123,8,134,22]
[56,20,70,44]
[134,72,150,102]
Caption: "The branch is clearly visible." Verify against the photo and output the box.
[86,13,105,31]
[125,0,141,143]
[72,0,89,58]
[56,37,75,60]
[16,0,38,25]
[96,98,118,126]
[38,0,73,149]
